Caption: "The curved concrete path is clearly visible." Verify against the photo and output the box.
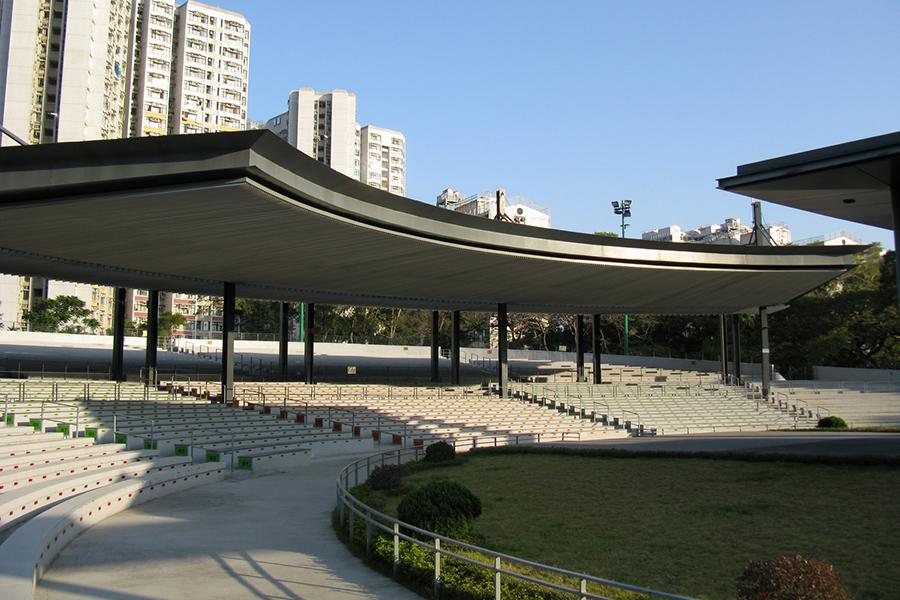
[35,454,419,600]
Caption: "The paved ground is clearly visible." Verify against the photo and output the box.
[35,453,419,600]
[552,431,900,456]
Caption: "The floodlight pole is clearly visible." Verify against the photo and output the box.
[612,201,632,357]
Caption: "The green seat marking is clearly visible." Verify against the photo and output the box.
[206,451,220,462]
[58,423,70,436]
[5,414,13,426]
[174,445,189,456]
[30,418,42,431]
[85,428,97,439]
[115,433,127,444]
[143,439,157,450]
[237,457,252,470]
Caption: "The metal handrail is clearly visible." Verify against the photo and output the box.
[336,448,697,600]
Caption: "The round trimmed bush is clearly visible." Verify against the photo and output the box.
[368,464,403,491]
[424,440,456,463]
[398,479,482,538]
[817,416,848,429]
[736,555,849,600]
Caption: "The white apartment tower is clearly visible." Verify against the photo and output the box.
[360,124,406,196]
[0,0,136,145]
[170,1,249,134]
[127,0,175,136]
[266,88,360,179]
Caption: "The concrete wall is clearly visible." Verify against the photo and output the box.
[813,365,900,382]
[0,330,146,348]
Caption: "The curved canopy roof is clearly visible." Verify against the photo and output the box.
[0,131,861,315]
[717,130,900,229]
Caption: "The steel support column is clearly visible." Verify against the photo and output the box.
[222,282,235,403]
[719,314,728,384]
[497,303,508,397]
[575,315,585,383]
[592,315,602,385]
[145,290,159,386]
[279,302,290,381]
[731,314,742,384]
[759,307,770,401]
[304,303,315,384]
[450,311,460,385]
[430,310,440,383]
[112,287,126,382]
[892,186,900,313]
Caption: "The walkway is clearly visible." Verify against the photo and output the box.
[35,454,419,600]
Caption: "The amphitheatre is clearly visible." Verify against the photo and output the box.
[0,130,898,599]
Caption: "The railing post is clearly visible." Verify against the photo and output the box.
[365,509,372,555]
[348,503,354,541]
[433,537,441,598]
[495,556,502,600]
[393,522,400,575]
[580,577,587,600]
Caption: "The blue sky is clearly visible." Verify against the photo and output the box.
[216,0,899,247]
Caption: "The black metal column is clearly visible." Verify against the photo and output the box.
[430,310,440,383]
[759,307,770,401]
[450,310,460,385]
[145,290,159,386]
[575,315,585,382]
[731,314,742,384]
[222,282,235,403]
[498,303,509,397]
[279,302,290,381]
[112,287,126,382]
[892,186,900,312]
[592,314,602,385]
[304,303,315,384]
[719,314,728,384]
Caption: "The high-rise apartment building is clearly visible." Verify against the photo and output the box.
[266,88,360,179]
[170,0,249,134]
[266,89,407,195]
[360,125,406,196]
[0,0,250,143]
[0,0,136,145]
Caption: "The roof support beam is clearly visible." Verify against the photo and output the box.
[430,311,440,383]
[759,307,771,402]
[498,303,509,398]
[893,186,900,313]
[304,302,315,385]
[145,290,159,387]
[575,315,585,383]
[592,315,602,385]
[222,282,235,403]
[279,302,290,381]
[450,311,461,385]
[112,287,126,383]
[719,314,728,385]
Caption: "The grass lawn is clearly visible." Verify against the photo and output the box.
[372,451,900,600]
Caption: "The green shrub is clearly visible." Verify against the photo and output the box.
[736,555,849,600]
[817,416,848,429]
[398,479,482,538]
[368,465,403,491]
[424,440,456,463]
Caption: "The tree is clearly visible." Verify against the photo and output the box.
[157,311,187,343]
[21,295,97,333]
[235,299,280,333]
[593,231,619,238]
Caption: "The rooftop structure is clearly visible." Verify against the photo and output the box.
[642,217,791,246]
[437,188,552,228]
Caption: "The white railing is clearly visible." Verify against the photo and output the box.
[336,448,697,600]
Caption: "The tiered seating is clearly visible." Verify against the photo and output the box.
[233,382,627,449]
[3,380,373,472]
[513,381,815,435]
[770,381,900,427]
[520,362,721,386]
